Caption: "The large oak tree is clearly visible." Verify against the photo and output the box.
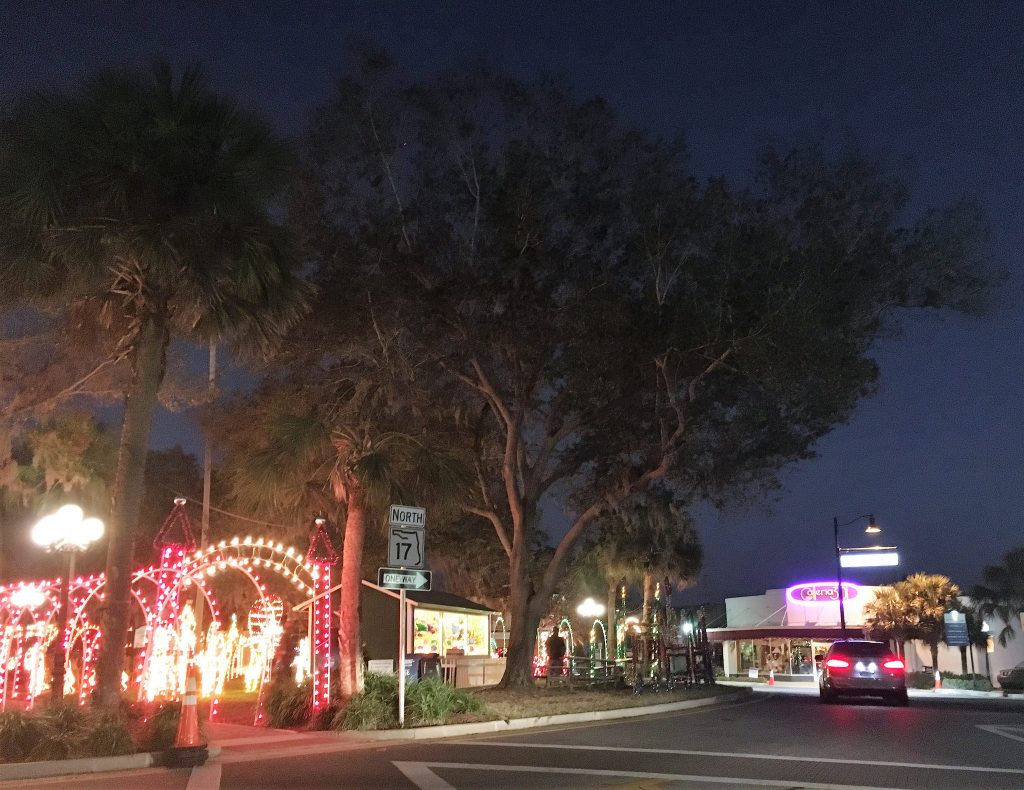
[293,56,992,687]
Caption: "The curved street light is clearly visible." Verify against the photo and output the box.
[832,513,879,636]
[31,504,105,703]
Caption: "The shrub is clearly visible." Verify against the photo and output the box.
[30,704,89,762]
[80,710,135,757]
[0,704,136,763]
[139,701,183,752]
[334,672,485,730]
[939,672,992,691]
[266,679,313,728]
[907,671,993,691]
[335,673,398,730]
[311,700,343,731]
[362,671,399,699]
[406,678,484,726]
[0,710,45,763]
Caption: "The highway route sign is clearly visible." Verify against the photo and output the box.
[388,524,426,570]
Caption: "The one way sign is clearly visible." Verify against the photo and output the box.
[378,567,432,591]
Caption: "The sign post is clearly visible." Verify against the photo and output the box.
[398,587,406,726]
[382,505,427,728]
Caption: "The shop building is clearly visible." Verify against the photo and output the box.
[360,581,505,687]
[709,581,1024,682]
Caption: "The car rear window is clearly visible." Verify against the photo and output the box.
[830,642,888,658]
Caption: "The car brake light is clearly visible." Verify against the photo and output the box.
[882,658,905,670]
[825,658,850,669]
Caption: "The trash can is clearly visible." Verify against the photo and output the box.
[419,654,442,681]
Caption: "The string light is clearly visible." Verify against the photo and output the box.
[2,509,332,714]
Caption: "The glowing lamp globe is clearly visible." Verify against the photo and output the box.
[31,504,104,552]
[79,517,105,546]
[576,597,606,618]
[31,514,61,548]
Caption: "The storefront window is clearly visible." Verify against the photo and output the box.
[789,640,814,674]
[413,609,442,654]
[441,612,490,656]
[738,640,758,672]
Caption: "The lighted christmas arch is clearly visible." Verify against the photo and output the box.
[0,501,336,719]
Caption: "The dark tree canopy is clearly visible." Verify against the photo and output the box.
[292,54,992,686]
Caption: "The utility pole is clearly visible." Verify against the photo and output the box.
[194,342,217,634]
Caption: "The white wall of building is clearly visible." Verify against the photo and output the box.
[722,584,1024,683]
[899,612,1024,680]
[725,589,787,627]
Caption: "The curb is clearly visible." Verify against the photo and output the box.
[0,744,222,783]
[349,688,752,741]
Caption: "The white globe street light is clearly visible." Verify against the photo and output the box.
[576,597,606,619]
[31,504,105,703]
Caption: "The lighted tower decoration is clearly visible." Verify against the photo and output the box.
[140,498,198,700]
[306,516,337,712]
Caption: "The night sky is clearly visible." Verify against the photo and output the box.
[3,2,1021,603]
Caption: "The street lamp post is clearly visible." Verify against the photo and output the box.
[832,513,880,637]
[31,505,104,704]
[981,621,992,682]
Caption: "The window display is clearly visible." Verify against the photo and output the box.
[413,609,441,654]
[412,608,490,656]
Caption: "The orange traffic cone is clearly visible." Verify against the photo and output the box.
[934,670,942,691]
[164,668,208,768]
[768,669,775,686]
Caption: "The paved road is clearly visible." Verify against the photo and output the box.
[13,692,1024,789]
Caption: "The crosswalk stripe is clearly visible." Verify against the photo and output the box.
[393,761,902,790]
[444,739,1024,775]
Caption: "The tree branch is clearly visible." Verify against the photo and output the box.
[465,505,512,559]
[1,349,130,422]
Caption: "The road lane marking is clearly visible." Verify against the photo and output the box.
[186,762,222,790]
[392,761,904,790]
[394,761,456,789]
[445,740,1024,776]
[977,724,1024,744]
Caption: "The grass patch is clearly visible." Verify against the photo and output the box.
[475,682,735,720]
[334,675,734,730]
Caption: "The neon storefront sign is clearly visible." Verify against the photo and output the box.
[786,581,859,604]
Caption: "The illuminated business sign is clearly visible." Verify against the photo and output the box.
[840,551,899,568]
[786,581,859,605]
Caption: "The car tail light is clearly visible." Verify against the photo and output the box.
[825,658,850,669]
[882,658,905,670]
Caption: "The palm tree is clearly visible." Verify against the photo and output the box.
[223,383,470,699]
[580,491,701,670]
[864,585,912,657]
[0,62,309,705]
[972,547,1024,647]
[898,573,961,671]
